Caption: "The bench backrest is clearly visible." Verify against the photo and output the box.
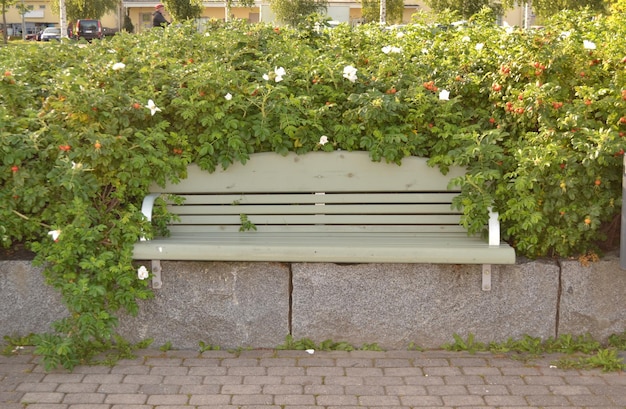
[151,151,468,234]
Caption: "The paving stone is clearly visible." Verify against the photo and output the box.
[15,405,69,409]
[188,394,231,405]
[230,394,273,405]
[315,394,359,406]
[55,383,99,393]
[484,395,528,406]
[97,384,139,394]
[61,393,106,404]
[443,395,486,406]
[138,384,180,395]
[21,392,65,403]
[357,395,401,405]
[179,384,220,395]
[399,395,444,406]
[104,394,148,404]
[2,349,625,409]
[525,394,571,406]
[145,394,189,405]
[273,394,316,405]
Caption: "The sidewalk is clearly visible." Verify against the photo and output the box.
[1,348,625,408]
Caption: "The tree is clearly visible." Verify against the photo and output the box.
[163,0,203,21]
[224,0,255,21]
[361,0,404,24]
[269,0,328,26]
[501,0,607,18]
[424,0,502,19]
[50,0,119,21]
[610,0,626,12]
[0,0,18,44]
[122,13,134,33]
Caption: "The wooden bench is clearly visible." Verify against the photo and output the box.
[133,151,515,290]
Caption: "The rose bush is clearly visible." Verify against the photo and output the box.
[1,9,625,368]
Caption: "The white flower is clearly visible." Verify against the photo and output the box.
[275,66,286,77]
[439,89,450,101]
[263,73,270,81]
[146,99,161,116]
[112,62,125,71]
[475,43,484,51]
[396,31,404,38]
[462,36,471,42]
[274,66,286,82]
[342,65,358,83]
[382,45,402,54]
[560,31,571,39]
[583,40,596,50]
[48,230,61,241]
[225,93,232,101]
[421,48,429,54]
[137,265,149,280]
[319,135,328,145]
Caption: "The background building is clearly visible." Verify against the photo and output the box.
[0,0,120,38]
[1,0,534,38]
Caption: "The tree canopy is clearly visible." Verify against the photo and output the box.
[424,0,502,20]
[1,0,18,44]
[361,0,404,24]
[269,0,328,26]
[502,0,607,18]
[163,0,203,21]
[50,0,119,21]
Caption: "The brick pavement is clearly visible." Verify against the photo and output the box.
[1,348,625,408]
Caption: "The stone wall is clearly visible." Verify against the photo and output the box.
[1,255,625,349]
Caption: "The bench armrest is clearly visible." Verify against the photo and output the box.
[488,208,500,247]
[139,193,161,241]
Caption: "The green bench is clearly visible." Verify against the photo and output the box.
[133,151,515,290]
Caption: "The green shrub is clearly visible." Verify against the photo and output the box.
[1,10,625,369]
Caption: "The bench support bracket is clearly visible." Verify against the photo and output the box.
[482,264,492,291]
[152,260,163,289]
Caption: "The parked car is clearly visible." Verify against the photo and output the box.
[40,27,61,41]
[71,19,102,41]
[102,27,119,37]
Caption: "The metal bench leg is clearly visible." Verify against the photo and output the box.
[152,260,163,289]
[482,264,492,291]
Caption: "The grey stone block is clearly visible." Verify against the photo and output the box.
[117,261,290,349]
[0,261,67,339]
[291,261,559,349]
[559,252,626,341]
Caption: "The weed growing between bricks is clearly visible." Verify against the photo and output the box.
[3,332,625,372]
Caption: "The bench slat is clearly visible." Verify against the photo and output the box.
[177,192,460,205]
[165,224,469,233]
[150,152,467,193]
[168,203,461,215]
[133,232,514,264]
[172,214,464,225]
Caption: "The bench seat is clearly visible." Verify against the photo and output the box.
[133,231,514,264]
[133,151,515,289]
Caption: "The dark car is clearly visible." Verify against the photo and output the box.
[71,19,102,41]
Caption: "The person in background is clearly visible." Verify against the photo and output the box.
[153,4,170,28]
